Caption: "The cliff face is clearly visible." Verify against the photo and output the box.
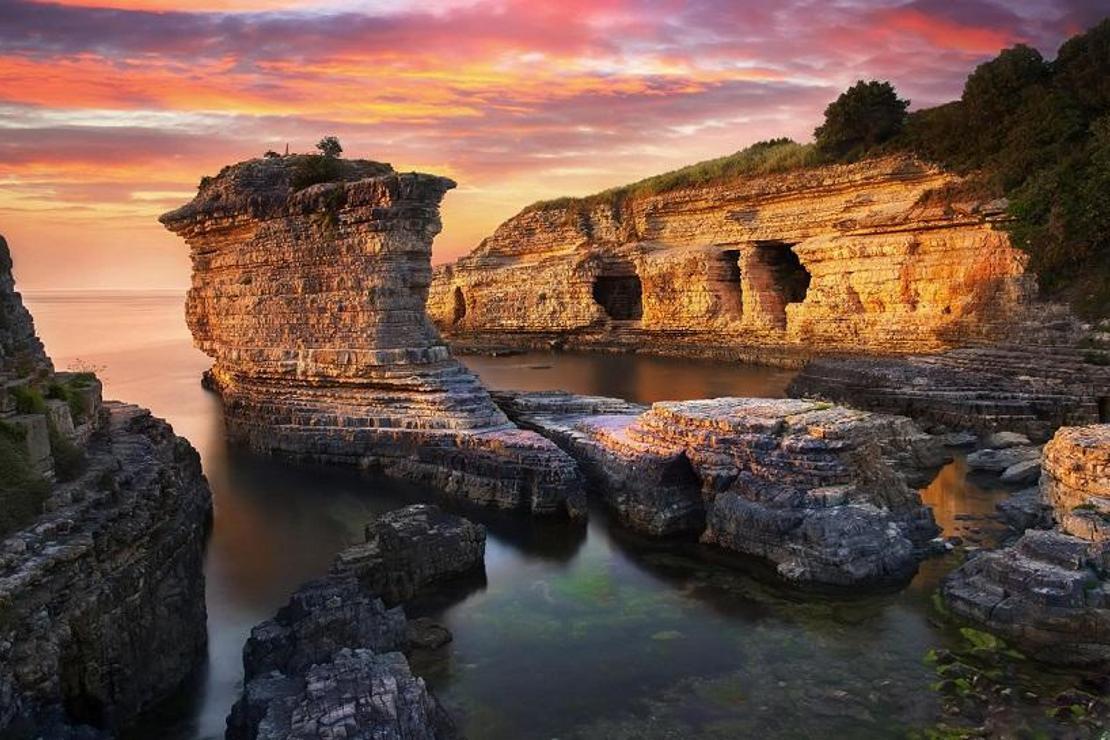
[0,236,213,735]
[429,156,1033,358]
[160,156,583,517]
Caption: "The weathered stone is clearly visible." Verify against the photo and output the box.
[0,234,51,380]
[332,504,486,605]
[0,404,213,732]
[430,157,1033,359]
[943,424,1110,666]
[941,530,1110,666]
[995,487,1053,533]
[6,412,53,476]
[1000,459,1041,485]
[983,431,1032,449]
[160,157,583,518]
[228,504,482,739]
[496,391,938,585]
[966,446,1041,472]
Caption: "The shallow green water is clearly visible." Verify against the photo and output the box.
[22,291,1104,739]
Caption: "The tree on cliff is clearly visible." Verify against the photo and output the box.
[317,136,343,158]
[814,80,909,159]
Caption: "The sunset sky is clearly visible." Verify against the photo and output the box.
[1,0,1103,291]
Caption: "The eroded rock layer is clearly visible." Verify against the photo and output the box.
[430,156,1033,359]
[942,424,1110,666]
[160,156,583,517]
[495,391,940,586]
[228,505,476,740]
[0,236,213,735]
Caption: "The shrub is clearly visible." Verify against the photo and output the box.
[316,136,343,158]
[47,420,85,482]
[47,379,89,423]
[289,154,344,191]
[814,80,909,159]
[10,385,45,415]
[0,421,49,537]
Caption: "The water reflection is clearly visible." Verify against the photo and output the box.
[22,291,1056,740]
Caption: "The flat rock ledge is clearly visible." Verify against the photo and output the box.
[228,504,481,740]
[161,156,583,518]
[494,391,940,586]
[0,404,213,734]
[942,424,1110,666]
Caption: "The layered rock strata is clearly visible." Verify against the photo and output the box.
[789,320,1110,441]
[161,156,583,517]
[494,391,940,585]
[942,424,1110,666]
[228,504,480,740]
[430,156,1033,359]
[0,235,213,735]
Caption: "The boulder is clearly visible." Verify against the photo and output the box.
[966,445,1041,472]
[497,392,939,586]
[1000,458,1041,485]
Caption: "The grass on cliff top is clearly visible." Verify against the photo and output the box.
[522,139,821,215]
[0,421,49,538]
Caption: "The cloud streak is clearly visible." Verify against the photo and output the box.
[1,0,1104,289]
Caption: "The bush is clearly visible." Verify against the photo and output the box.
[0,422,49,537]
[814,80,909,159]
[316,136,343,158]
[47,420,85,482]
[10,385,45,415]
[289,154,344,191]
[47,379,89,423]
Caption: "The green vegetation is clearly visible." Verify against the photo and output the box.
[0,421,49,538]
[316,135,343,158]
[289,153,344,191]
[886,20,1110,316]
[523,138,820,214]
[47,420,86,482]
[46,374,94,423]
[10,385,45,415]
[815,80,909,159]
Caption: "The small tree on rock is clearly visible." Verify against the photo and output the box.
[316,136,343,158]
[815,80,909,160]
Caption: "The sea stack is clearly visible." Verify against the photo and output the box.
[160,155,583,517]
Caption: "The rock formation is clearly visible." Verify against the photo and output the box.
[0,236,213,735]
[429,156,1033,360]
[495,391,941,586]
[942,424,1110,666]
[228,504,477,740]
[160,156,583,518]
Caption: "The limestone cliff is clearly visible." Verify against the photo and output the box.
[429,156,1033,359]
[0,236,213,735]
[160,156,583,517]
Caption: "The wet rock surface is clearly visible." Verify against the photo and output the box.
[332,503,486,605]
[943,424,1110,666]
[160,156,583,518]
[496,391,939,585]
[228,505,481,739]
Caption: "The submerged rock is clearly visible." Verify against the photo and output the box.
[943,424,1110,666]
[160,156,583,518]
[332,503,486,604]
[228,505,481,739]
[496,392,939,586]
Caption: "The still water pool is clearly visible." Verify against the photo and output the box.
[23,291,1089,739]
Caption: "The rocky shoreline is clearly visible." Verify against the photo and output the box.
[0,236,213,737]
[228,504,478,740]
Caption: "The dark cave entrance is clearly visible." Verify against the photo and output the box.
[452,286,467,324]
[592,273,643,321]
[763,242,810,305]
[720,249,743,317]
[1099,396,1110,423]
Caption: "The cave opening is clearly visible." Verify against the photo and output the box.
[720,249,743,317]
[592,275,643,321]
[1099,396,1109,423]
[452,286,467,324]
[764,243,810,304]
